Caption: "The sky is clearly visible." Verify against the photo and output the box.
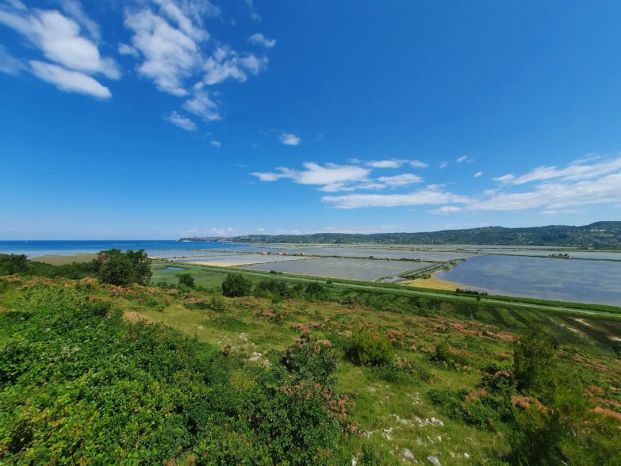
[1,0,621,239]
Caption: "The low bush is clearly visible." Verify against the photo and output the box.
[177,273,195,288]
[344,330,394,367]
[0,286,347,464]
[221,273,253,297]
[94,249,151,286]
[281,332,338,387]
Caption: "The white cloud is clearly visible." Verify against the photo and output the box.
[58,0,100,42]
[248,33,276,48]
[183,89,220,121]
[473,171,483,178]
[456,155,473,163]
[280,132,301,146]
[322,187,471,209]
[367,159,428,169]
[0,6,119,79]
[163,111,197,131]
[124,8,201,96]
[252,162,370,192]
[210,140,221,147]
[367,159,407,169]
[0,44,23,75]
[494,157,621,185]
[253,154,621,213]
[245,0,261,21]
[410,159,428,168]
[469,172,621,212]
[377,173,423,186]
[30,60,111,98]
[118,42,139,57]
[439,161,448,169]
[202,46,267,85]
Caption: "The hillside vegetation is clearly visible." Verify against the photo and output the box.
[181,221,621,248]
[0,253,620,464]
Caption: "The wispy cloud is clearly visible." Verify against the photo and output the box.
[377,173,423,187]
[163,111,197,131]
[366,159,428,169]
[245,0,261,22]
[323,187,470,209]
[254,155,621,214]
[248,33,276,48]
[30,60,111,98]
[0,45,23,75]
[473,171,483,178]
[456,155,473,163]
[280,132,301,146]
[493,157,621,185]
[0,2,118,96]
[183,89,220,121]
[210,140,221,148]
[120,0,269,124]
[252,162,370,192]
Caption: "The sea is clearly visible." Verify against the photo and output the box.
[0,240,254,259]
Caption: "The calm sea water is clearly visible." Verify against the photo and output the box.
[438,255,621,306]
[0,240,254,258]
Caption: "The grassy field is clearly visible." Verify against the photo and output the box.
[1,259,620,464]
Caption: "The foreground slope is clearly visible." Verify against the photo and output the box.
[1,265,620,464]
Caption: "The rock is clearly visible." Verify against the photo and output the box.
[248,352,262,362]
[351,457,357,466]
[382,427,393,440]
[402,448,415,460]
[464,453,470,459]
[427,456,441,466]
[429,417,444,426]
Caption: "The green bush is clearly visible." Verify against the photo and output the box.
[177,273,195,288]
[94,249,152,286]
[221,273,253,297]
[344,330,393,367]
[513,329,556,393]
[0,254,28,275]
[0,286,347,464]
[281,333,338,387]
[254,279,292,299]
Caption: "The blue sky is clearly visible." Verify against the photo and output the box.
[1,0,621,239]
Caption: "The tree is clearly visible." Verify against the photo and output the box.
[94,249,152,286]
[0,254,28,275]
[221,273,252,297]
[513,329,556,393]
[178,273,195,288]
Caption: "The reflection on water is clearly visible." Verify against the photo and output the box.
[439,255,621,306]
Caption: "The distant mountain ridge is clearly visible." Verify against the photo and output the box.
[180,221,621,248]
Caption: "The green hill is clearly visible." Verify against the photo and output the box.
[181,221,621,248]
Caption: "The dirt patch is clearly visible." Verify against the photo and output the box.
[592,406,621,422]
[122,311,153,324]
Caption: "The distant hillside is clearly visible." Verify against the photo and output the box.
[180,222,621,248]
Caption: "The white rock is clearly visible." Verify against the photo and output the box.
[402,448,415,460]
[248,352,262,362]
[427,456,441,466]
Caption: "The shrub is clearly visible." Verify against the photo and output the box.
[0,285,347,464]
[0,254,28,275]
[281,333,338,387]
[305,281,325,298]
[177,273,195,288]
[221,273,253,297]
[513,329,556,393]
[94,249,151,286]
[344,331,393,367]
[254,279,292,299]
